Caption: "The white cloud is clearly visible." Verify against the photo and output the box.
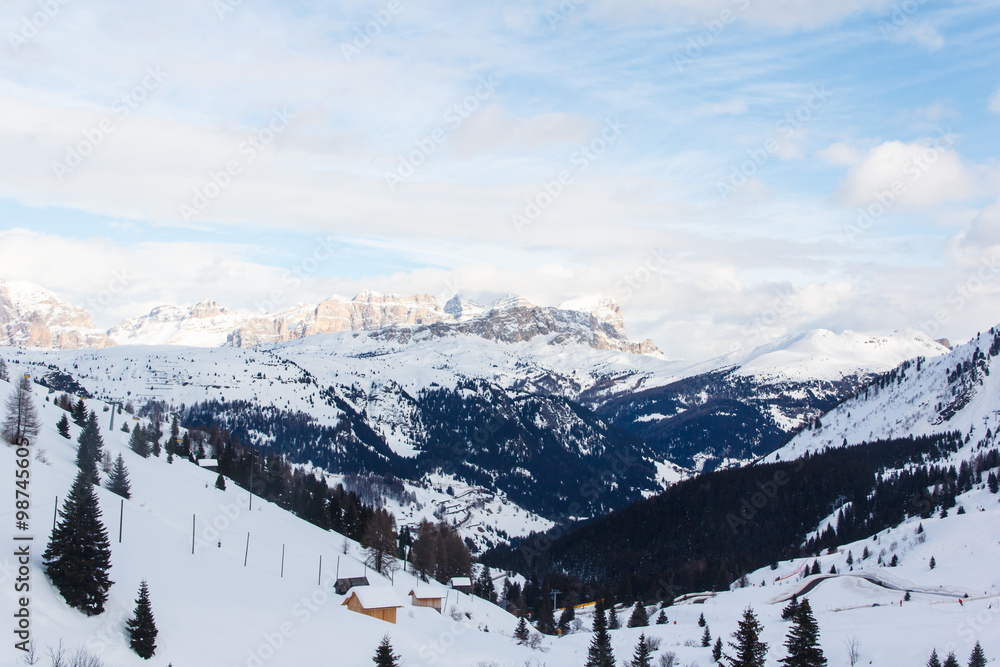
[449,106,598,156]
[836,138,979,208]
[695,100,749,116]
[818,142,864,166]
[989,88,1000,114]
[886,21,944,51]
[592,0,892,30]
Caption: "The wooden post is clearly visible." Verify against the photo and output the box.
[244,532,250,567]
[336,556,340,582]
[318,555,323,586]
[192,514,196,555]
[52,496,58,531]
[118,498,124,544]
[281,544,285,578]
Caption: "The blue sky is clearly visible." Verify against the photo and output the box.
[1,0,999,359]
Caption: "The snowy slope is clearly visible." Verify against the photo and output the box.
[765,327,1000,463]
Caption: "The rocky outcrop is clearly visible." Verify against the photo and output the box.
[0,280,112,349]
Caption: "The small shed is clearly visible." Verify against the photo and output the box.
[335,576,370,595]
[409,586,447,613]
[449,577,472,594]
[342,587,404,624]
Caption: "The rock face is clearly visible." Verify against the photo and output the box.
[2,280,661,356]
[0,280,112,349]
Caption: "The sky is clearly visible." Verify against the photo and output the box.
[1,0,999,360]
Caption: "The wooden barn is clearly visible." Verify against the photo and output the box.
[449,576,473,594]
[342,587,404,624]
[335,575,369,595]
[408,586,447,613]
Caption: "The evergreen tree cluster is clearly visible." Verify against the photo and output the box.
[408,519,472,584]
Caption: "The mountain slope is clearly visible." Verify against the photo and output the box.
[0,280,112,349]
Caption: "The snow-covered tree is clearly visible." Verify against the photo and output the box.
[968,642,987,667]
[125,580,158,659]
[656,610,668,625]
[584,598,615,667]
[723,607,768,667]
[514,615,531,645]
[372,635,400,667]
[630,633,653,667]
[42,471,114,615]
[106,454,131,499]
[2,376,40,444]
[627,601,649,628]
[57,413,71,439]
[129,424,150,458]
[779,599,826,667]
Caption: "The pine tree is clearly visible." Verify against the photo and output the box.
[2,376,40,444]
[988,471,999,494]
[585,599,615,667]
[723,607,768,667]
[889,554,899,567]
[968,641,986,667]
[713,636,724,662]
[125,580,157,659]
[809,561,821,576]
[845,551,853,566]
[42,471,114,615]
[630,633,653,667]
[779,599,826,667]
[703,625,713,647]
[558,599,575,633]
[608,604,620,630]
[656,610,667,624]
[75,412,104,482]
[628,601,649,628]
[929,556,936,570]
[215,473,226,490]
[72,398,87,426]
[699,612,707,627]
[479,564,497,604]
[129,424,150,458]
[121,421,130,433]
[372,635,400,667]
[943,652,960,667]
[927,649,941,667]
[514,615,531,645]
[781,597,800,621]
[107,454,132,499]
[0,357,7,381]
[57,413,71,439]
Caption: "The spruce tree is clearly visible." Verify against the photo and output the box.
[723,607,768,667]
[130,424,150,458]
[713,636,724,662]
[42,471,114,615]
[628,601,649,628]
[215,473,226,490]
[968,642,986,667]
[125,580,157,659]
[72,398,87,426]
[927,649,942,667]
[781,597,800,620]
[988,471,999,494]
[372,635,400,667]
[107,454,132,499]
[630,633,653,667]
[558,600,575,634]
[607,604,620,630]
[929,556,936,570]
[514,615,531,644]
[703,625,713,647]
[585,598,615,667]
[479,564,497,604]
[699,612,707,627]
[779,599,826,667]
[57,413,71,439]
[943,652,960,667]
[656,610,667,624]
[75,412,104,482]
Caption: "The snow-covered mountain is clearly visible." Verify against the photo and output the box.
[0,280,112,349]
[764,326,1000,463]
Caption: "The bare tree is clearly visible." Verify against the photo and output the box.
[46,640,66,667]
[845,635,861,666]
[17,640,38,665]
[2,376,40,444]
[362,507,398,575]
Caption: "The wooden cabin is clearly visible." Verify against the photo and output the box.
[449,576,472,594]
[409,587,447,613]
[335,575,370,595]
[342,588,404,624]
